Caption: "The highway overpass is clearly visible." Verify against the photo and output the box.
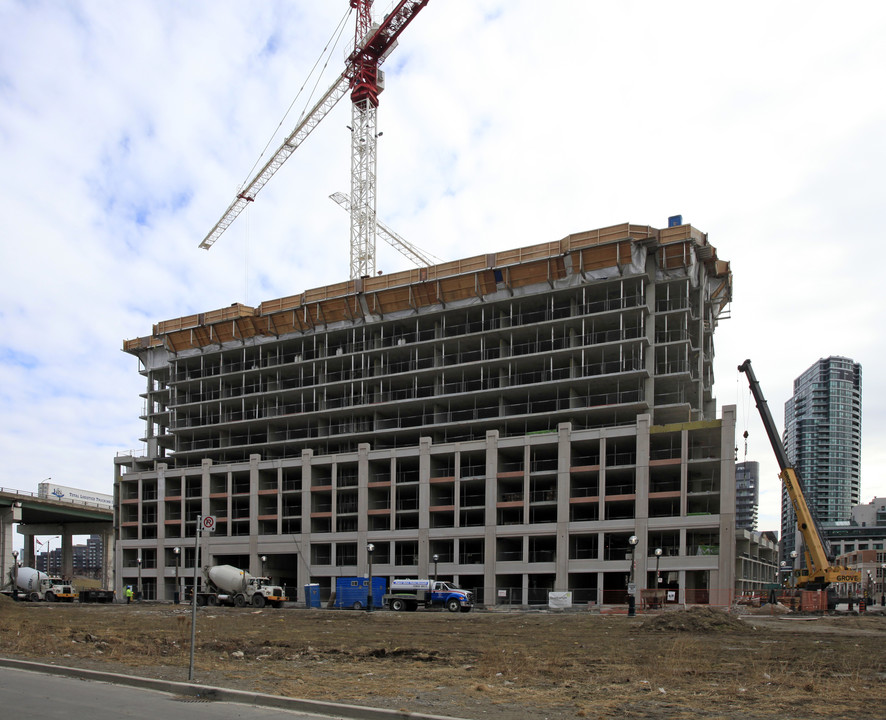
[0,487,113,588]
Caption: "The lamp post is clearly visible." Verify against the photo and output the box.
[627,535,638,617]
[173,547,180,603]
[789,550,798,588]
[881,563,886,606]
[366,543,375,612]
[137,555,142,601]
[654,547,663,608]
[11,550,19,601]
[433,554,439,583]
[260,555,267,577]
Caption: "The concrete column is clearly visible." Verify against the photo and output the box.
[554,422,571,592]
[716,405,737,605]
[357,443,370,537]
[102,527,113,590]
[0,507,15,586]
[248,454,260,570]
[483,430,499,606]
[635,415,651,595]
[417,437,431,573]
[61,532,74,578]
[23,534,36,568]
[301,449,313,582]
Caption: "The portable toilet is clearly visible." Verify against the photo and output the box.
[304,583,321,608]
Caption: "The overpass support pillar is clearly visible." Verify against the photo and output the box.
[101,527,114,589]
[1,505,18,585]
[61,531,75,579]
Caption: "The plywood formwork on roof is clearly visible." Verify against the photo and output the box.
[124,222,730,355]
[574,240,634,273]
[153,302,256,336]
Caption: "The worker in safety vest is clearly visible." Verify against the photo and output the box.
[125,586,134,604]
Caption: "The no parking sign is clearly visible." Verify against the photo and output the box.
[201,515,216,533]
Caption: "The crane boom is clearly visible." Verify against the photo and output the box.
[738,359,860,592]
[200,74,351,250]
[200,0,432,281]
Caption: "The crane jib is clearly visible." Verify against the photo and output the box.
[199,0,432,270]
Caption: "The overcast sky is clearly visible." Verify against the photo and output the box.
[2,1,885,534]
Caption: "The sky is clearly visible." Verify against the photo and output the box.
[1,0,885,535]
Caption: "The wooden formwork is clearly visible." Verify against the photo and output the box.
[123,222,729,356]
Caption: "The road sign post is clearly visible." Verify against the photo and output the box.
[189,514,214,681]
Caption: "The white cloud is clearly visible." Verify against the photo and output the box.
[2,0,885,535]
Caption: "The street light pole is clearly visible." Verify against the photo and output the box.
[11,550,19,601]
[366,543,374,612]
[260,555,267,578]
[189,515,202,682]
[173,547,180,604]
[627,535,638,617]
[433,554,439,583]
[654,547,662,608]
[137,555,142,601]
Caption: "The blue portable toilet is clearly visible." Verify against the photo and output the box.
[304,583,321,608]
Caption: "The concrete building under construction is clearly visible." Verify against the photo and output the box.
[115,221,744,606]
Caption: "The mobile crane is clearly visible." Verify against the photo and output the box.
[738,360,860,602]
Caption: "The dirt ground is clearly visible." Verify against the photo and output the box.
[1,596,885,720]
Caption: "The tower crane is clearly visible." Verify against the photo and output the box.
[329,191,442,269]
[199,1,431,280]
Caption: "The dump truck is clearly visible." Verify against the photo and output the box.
[3,566,78,602]
[383,579,474,612]
[191,564,288,608]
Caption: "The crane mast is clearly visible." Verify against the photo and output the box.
[200,0,431,281]
[348,0,379,279]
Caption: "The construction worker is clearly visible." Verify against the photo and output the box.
[125,586,134,604]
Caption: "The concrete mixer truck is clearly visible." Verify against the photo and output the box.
[2,566,78,602]
[190,564,287,608]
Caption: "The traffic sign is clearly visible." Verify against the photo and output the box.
[201,515,216,533]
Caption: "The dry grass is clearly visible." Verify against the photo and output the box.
[1,596,885,719]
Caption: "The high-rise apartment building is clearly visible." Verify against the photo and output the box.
[116,222,740,606]
[782,356,862,561]
[735,461,759,531]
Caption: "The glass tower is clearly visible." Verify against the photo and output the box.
[735,461,759,532]
[782,356,862,561]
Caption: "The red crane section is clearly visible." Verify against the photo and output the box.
[348,0,430,107]
[201,0,431,278]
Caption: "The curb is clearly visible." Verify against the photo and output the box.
[0,657,470,720]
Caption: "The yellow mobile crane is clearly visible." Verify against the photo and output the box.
[738,360,860,597]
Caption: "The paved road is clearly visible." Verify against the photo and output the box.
[0,665,343,720]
